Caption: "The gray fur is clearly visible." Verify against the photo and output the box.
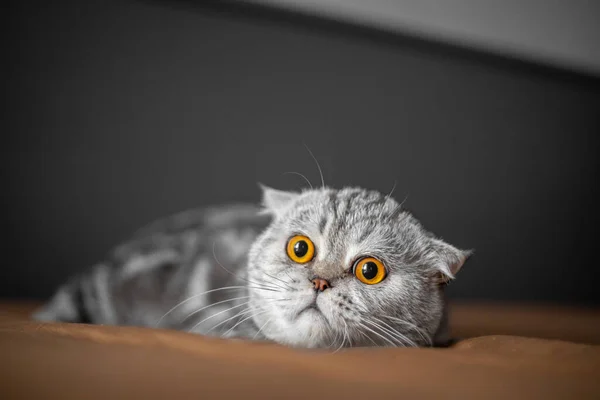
[34,186,471,349]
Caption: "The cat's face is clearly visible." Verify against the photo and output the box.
[247,186,469,348]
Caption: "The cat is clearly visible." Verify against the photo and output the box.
[33,185,471,349]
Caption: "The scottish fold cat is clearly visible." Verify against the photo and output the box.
[34,185,471,349]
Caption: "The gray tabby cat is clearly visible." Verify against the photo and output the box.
[34,185,471,349]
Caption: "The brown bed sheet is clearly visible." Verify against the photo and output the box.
[1,301,599,399]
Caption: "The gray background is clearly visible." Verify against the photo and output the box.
[3,0,599,305]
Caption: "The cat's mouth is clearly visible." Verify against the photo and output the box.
[297,301,325,319]
[302,303,319,313]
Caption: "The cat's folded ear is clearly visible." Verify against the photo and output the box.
[428,238,473,284]
[258,184,300,217]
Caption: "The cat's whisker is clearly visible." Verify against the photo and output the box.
[344,321,352,347]
[384,315,431,346]
[371,319,414,347]
[250,277,289,293]
[210,297,287,337]
[399,192,409,208]
[359,320,399,347]
[258,270,294,290]
[283,269,294,281]
[355,330,367,346]
[303,143,325,188]
[180,295,251,323]
[207,307,254,336]
[328,323,341,350]
[212,242,286,291]
[332,318,350,353]
[332,329,346,353]
[192,297,290,335]
[345,319,353,348]
[358,330,378,347]
[282,269,300,288]
[371,317,417,347]
[388,192,410,221]
[383,315,430,345]
[367,319,409,347]
[328,330,338,350]
[381,181,400,219]
[221,310,269,337]
[154,285,273,328]
[282,171,313,190]
[254,278,290,293]
[253,317,272,340]
[385,180,397,202]
[188,301,253,333]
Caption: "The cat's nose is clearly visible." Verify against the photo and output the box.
[311,277,330,292]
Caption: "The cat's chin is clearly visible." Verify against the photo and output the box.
[287,308,332,348]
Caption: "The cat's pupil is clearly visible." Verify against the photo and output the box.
[362,262,378,280]
[293,240,309,257]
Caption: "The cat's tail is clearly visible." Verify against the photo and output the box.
[32,264,113,324]
[32,279,93,323]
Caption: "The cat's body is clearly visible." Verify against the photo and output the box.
[34,186,470,349]
[34,203,270,338]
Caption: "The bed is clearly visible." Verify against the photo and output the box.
[1,301,599,399]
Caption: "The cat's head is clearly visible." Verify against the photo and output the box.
[247,185,471,348]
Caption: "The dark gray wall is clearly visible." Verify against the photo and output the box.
[3,1,599,305]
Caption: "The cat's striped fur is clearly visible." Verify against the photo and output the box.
[35,186,471,348]
[34,204,270,337]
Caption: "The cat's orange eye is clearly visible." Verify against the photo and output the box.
[286,235,315,264]
[353,257,386,285]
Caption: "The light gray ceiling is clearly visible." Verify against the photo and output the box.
[242,0,600,76]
